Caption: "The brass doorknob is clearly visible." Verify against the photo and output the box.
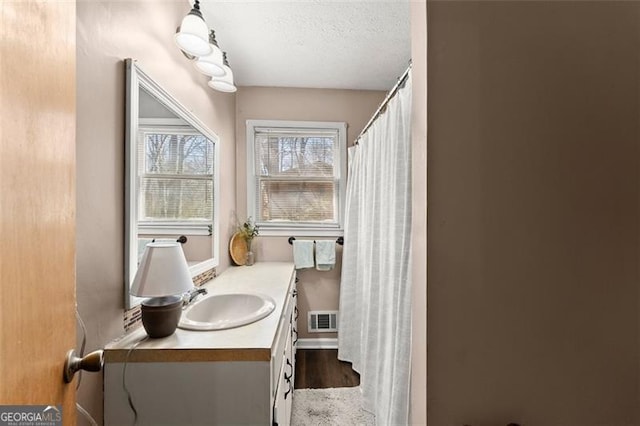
[63,349,104,383]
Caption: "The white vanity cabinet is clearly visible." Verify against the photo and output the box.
[272,279,297,426]
[103,263,297,426]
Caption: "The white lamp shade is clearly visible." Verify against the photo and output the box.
[175,13,212,57]
[194,45,226,77]
[131,243,194,297]
[208,66,236,93]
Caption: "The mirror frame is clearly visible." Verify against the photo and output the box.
[124,58,220,309]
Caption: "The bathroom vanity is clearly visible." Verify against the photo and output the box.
[103,262,297,425]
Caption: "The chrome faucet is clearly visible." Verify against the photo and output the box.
[183,287,208,306]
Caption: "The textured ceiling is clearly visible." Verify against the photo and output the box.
[199,1,411,90]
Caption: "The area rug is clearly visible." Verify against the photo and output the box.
[291,386,375,425]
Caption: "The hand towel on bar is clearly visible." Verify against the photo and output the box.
[293,240,315,269]
[315,240,336,271]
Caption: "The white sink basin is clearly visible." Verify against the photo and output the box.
[178,293,276,331]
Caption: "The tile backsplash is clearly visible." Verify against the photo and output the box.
[193,267,217,286]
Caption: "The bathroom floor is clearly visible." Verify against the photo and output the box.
[295,349,360,389]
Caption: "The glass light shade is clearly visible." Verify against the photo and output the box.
[175,13,212,57]
[194,45,226,77]
[208,66,237,93]
[131,242,194,297]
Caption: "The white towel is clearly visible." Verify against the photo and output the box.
[293,240,315,269]
[315,240,336,271]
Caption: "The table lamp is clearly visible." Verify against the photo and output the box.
[131,242,194,338]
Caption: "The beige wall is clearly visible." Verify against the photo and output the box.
[235,87,385,339]
[138,235,212,262]
[410,0,427,424]
[76,1,236,423]
[427,1,640,425]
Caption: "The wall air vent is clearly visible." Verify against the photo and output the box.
[308,311,338,333]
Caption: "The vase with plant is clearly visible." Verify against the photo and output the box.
[239,217,259,266]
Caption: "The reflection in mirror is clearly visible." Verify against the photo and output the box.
[125,59,219,309]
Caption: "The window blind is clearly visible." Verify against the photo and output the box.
[253,128,339,224]
[138,129,214,223]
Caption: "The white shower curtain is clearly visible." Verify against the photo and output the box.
[338,73,412,425]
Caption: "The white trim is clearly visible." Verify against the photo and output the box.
[124,59,220,310]
[139,117,187,127]
[189,258,216,277]
[296,338,338,350]
[138,223,212,236]
[258,228,344,238]
[246,119,347,233]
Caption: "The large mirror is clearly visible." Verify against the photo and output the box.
[124,59,219,309]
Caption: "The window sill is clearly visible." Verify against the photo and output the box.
[256,227,344,238]
[138,224,211,236]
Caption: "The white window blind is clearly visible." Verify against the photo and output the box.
[247,121,347,234]
[138,127,214,225]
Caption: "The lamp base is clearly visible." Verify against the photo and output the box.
[140,296,183,338]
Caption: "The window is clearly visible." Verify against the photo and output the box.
[247,120,347,235]
[137,124,214,234]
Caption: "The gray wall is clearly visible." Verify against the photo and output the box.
[427,1,640,424]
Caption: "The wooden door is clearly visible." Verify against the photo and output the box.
[0,1,77,424]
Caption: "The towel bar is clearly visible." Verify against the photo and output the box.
[288,236,343,246]
[151,235,187,244]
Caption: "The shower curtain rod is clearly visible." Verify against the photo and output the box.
[355,60,412,145]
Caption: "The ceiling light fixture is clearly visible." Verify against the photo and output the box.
[175,0,212,58]
[194,30,226,78]
[208,52,237,93]
[175,1,236,93]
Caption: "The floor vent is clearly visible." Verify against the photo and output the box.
[308,311,338,333]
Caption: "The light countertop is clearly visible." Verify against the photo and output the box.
[104,262,295,363]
